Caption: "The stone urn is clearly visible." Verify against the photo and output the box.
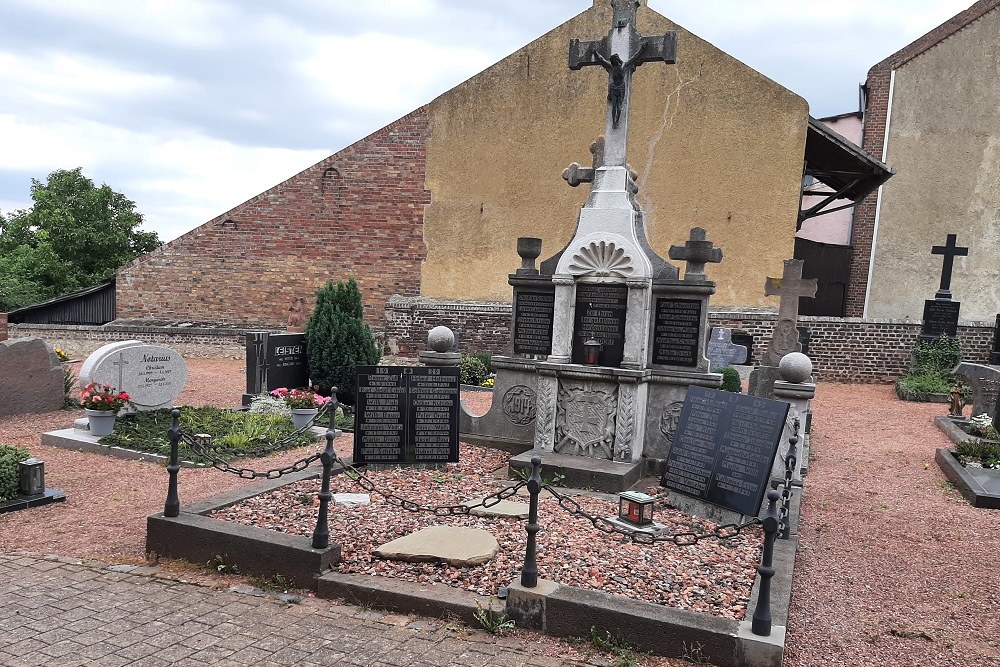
[291,408,318,429]
[85,409,117,437]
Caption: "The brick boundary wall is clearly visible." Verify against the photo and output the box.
[845,0,1000,317]
[9,324,251,360]
[384,299,997,383]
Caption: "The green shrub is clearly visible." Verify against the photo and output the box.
[306,278,381,406]
[0,445,31,503]
[719,366,742,393]
[912,334,961,376]
[470,352,493,375]
[460,355,489,386]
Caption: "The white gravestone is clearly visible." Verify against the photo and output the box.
[80,341,188,410]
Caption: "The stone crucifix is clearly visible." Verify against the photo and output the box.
[762,259,817,367]
[569,0,677,171]
[668,227,723,282]
[931,233,969,300]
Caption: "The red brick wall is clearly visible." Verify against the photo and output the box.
[846,0,1000,317]
[117,109,431,327]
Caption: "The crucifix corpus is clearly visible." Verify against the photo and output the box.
[569,0,676,172]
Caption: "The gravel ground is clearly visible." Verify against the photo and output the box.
[2,358,999,666]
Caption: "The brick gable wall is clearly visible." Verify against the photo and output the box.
[117,109,431,327]
[846,0,1000,317]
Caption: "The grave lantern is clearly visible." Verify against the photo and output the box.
[618,491,654,526]
[18,458,45,496]
[583,338,602,365]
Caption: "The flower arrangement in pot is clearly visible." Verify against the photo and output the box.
[80,383,131,437]
[270,388,331,428]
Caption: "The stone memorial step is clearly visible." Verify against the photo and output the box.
[333,493,370,506]
[461,498,529,519]
[374,526,498,567]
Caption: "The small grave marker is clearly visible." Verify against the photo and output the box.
[661,386,789,516]
[354,366,459,464]
[707,327,748,371]
[990,314,1000,365]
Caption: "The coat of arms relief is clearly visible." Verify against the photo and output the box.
[554,382,618,459]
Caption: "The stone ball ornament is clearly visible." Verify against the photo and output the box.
[778,352,813,384]
[427,326,455,353]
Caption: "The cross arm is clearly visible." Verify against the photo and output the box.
[569,37,609,70]
[635,33,677,65]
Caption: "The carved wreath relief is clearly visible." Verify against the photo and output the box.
[555,383,618,459]
[502,385,536,425]
[614,383,636,462]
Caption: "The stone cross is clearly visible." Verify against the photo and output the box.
[762,259,817,367]
[111,352,129,391]
[562,137,605,187]
[707,327,748,371]
[668,227,723,282]
[569,0,676,170]
[931,233,969,300]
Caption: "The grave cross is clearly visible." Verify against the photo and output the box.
[562,137,605,187]
[763,259,817,367]
[569,0,676,169]
[931,233,969,300]
[668,227,723,282]
[111,352,129,392]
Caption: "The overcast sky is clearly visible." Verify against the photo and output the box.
[0,0,976,242]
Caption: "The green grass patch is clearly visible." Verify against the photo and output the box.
[100,407,319,463]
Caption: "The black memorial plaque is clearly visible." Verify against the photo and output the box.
[354,366,459,464]
[652,298,702,367]
[572,282,628,367]
[661,386,789,516]
[921,299,961,338]
[513,290,555,356]
[244,332,308,402]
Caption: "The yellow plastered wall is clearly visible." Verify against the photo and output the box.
[421,2,808,305]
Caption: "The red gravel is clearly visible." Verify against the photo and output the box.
[3,359,1000,665]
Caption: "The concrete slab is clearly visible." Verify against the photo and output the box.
[509,450,642,493]
[374,525,499,567]
[462,498,530,518]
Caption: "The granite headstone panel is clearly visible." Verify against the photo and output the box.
[80,341,188,410]
[572,282,628,367]
[246,332,309,395]
[952,362,1000,419]
[651,298,702,367]
[661,386,789,516]
[730,332,755,365]
[0,338,64,418]
[921,299,961,338]
[354,366,459,464]
[706,327,748,371]
[512,290,555,356]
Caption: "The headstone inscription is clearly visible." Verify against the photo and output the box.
[706,327,748,371]
[513,291,555,356]
[354,366,459,464]
[80,341,188,410]
[952,362,1000,420]
[651,298,702,367]
[571,282,628,367]
[245,332,309,396]
[661,386,789,516]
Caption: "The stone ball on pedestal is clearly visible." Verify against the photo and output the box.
[427,326,455,353]
[778,352,813,384]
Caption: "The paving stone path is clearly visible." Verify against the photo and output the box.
[0,554,574,667]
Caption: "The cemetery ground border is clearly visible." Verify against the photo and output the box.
[932,416,1000,508]
[145,444,801,666]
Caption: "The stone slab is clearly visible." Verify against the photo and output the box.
[333,493,371,505]
[374,525,499,567]
[934,442,1000,510]
[462,498,530,519]
[0,489,67,515]
[41,428,204,467]
[748,366,782,400]
[0,338,64,418]
[508,450,642,493]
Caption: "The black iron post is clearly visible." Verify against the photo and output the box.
[520,456,542,588]
[163,409,181,518]
[751,489,781,636]
[312,428,336,549]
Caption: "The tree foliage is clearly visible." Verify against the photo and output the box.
[0,168,161,310]
[306,278,381,406]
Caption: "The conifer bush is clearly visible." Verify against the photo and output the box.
[306,278,380,406]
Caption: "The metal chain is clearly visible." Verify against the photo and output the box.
[778,419,800,536]
[332,453,526,516]
[542,484,760,546]
[180,431,324,479]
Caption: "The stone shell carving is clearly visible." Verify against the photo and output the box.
[568,241,634,278]
[555,383,618,459]
[502,385,536,425]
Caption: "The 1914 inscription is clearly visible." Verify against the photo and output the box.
[662,386,789,516]
[572,282,628,367]
[652,298,702,367]
[513,290,555,356]
[355,366,459,464]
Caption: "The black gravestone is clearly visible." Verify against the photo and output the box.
[244,332,309,404]
[513,290,555,356]
[652,298,702,367]
[354,366,459,464]
[991,314,1000,365]
[661,386,789,516]
[572,282,628,367]
[921,299,961,339]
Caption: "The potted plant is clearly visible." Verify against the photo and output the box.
[270,388,331,429]
[80,383,131,437]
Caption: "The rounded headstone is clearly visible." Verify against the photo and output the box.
[427,326,455,353]
[80,342,188,409]
[778,352,813,384]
